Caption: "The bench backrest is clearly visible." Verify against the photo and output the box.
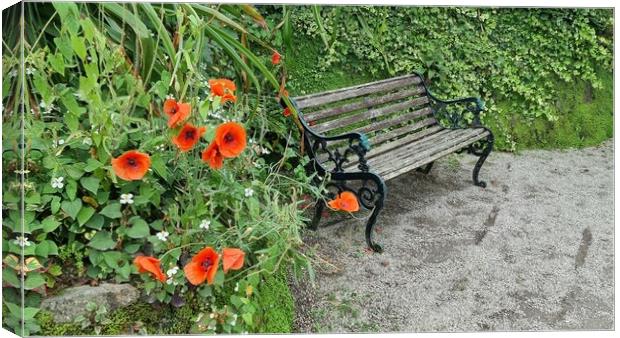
[292,74,439,144]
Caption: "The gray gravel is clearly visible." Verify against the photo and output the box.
[291,140,614,333]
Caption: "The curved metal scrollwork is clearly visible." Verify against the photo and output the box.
[308,133,370,174]
[430,99,482,129]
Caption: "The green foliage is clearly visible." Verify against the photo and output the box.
[3,3,315,335]
[269,6,613,150]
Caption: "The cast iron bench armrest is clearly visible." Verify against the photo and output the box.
[280,98,371,173]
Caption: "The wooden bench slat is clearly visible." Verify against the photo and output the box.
[371,118,438,146]
[355,106,434,135]
[294,74,422,109]
[371,129,489,175]
[313,96,430,134]
[381,131,490,180]
[303,87,426,122]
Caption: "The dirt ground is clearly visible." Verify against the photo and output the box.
[290,140,614,333]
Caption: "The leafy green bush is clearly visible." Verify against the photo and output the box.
[264,6,613,150]
[2,3,315,336]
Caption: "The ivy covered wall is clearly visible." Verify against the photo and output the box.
[264,6,613,151]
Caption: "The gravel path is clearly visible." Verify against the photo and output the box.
[291,140,614,333]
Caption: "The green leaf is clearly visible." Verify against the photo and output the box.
[61,199,82,220]
[88,231,116,250]
[77,206,95,226]
[85,214,105,230]
[48,52,65,74]
[150,154,168,181]
[65,112,80,132]
[100,202,121,219]
[3,269,20,288]
[66,179,78,199]
[71,35,87,60]
[35,240,59,257]
[126,218,150,239]
[24,272,46,290]
[41,216,61,232]
[102,251,122,268]
[80,176,100,195]
[84,158,103,172]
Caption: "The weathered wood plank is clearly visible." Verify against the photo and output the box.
[294,74,422,109]
[371,129,488,175]
[313,96,430,133]
[304,87,426,122]
[355,106,434,135]
[371,118,438,146]
[380,131,490,180]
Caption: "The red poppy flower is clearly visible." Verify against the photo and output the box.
[183,247,220,286]
[222,248,245,273]
[111,150,151,181]
[327,191,360,212]
[271,51,281,65]
[133,256,166,282]
[163,99,191,128]
[172,123,206,152]
[201,142,224,169]
[209,79,237,104]
[214,122,247,158]
[283,107,291,117]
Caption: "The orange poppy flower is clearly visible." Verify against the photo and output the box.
[222,248,245,273]
[183,247,220,286]
[214,122,247,158]
[327,191,360,212]
[201,142,224,169]
[163,98,191,128]
[283,107,291,117]
[272,51,281,65]
[209,79,237,104]
[133,255,166,282]
[172,123,206,152]
[111,150,151,181]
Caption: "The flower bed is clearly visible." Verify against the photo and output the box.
[2,3,318,335]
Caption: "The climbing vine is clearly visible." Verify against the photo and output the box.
[266,6,613,150]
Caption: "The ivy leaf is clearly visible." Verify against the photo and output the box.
[77,206,95,226]
[24,272,46,290]
[88,231,116,250]
[80,176,100,195]
[50,196,61,214]
[84,214,105,230]
[61,199,82,220]
[65,179,78,200]
[100,203,121,219]
[71,35,87,60]
[126,218,150,239]
[41,215,61,233]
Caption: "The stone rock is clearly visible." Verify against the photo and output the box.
[40,283,140,323]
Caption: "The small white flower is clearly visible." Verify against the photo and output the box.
[120,193,134,205]
[166,266,179,277]
[13,236,31,247]
[25,67,35,75]
[51,177,64,189]
[83,138,92,146]
[234,283,239,292]
[39,101,46,108]
[58,139,65,145]
[166,278,179,285]
[261,147,271,155]
[8,69,17,77]
[199,219,211,230]
[244,188,254,197]
[209,313,215,319]
[156,231,169,241]
[86,56,92,61]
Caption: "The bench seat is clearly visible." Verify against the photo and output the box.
[282,72,494,252]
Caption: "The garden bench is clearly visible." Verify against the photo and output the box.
[282,72,494,252]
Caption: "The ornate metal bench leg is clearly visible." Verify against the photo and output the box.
[365,197,385,253]
[416,162,434,174]
[309,199,325,231]
[472,133,494,188]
